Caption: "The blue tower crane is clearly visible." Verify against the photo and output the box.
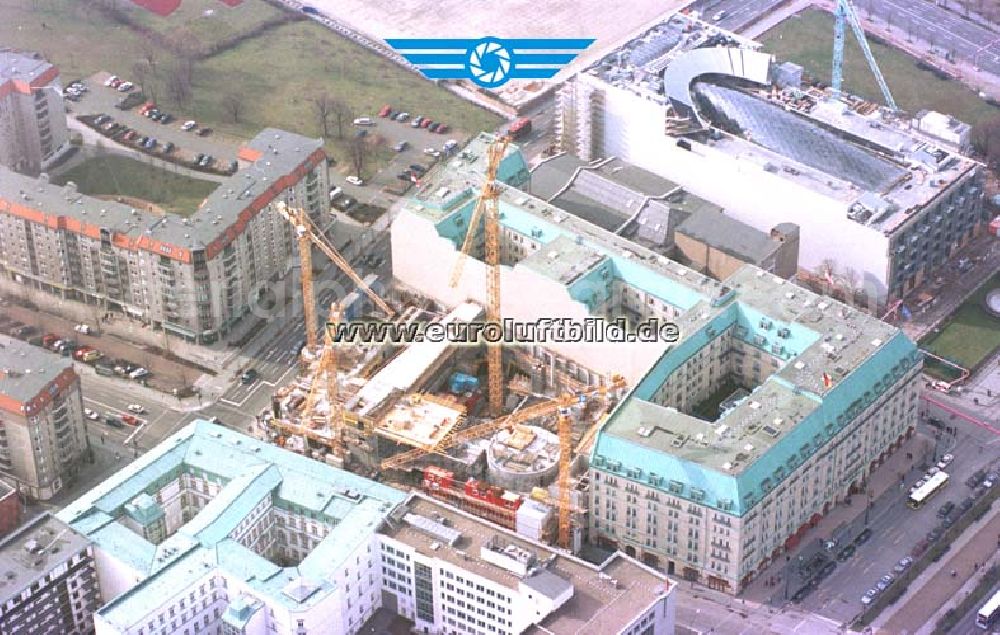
[831,0,897,111]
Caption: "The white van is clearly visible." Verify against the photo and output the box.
[353,117,375,127]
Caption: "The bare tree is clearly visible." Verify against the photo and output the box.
[347,133,386,178]
[221,93,245,124]
[166,57,195,105]
[330,99,354,140]
[131,61,155,102]
[311,93,334,138]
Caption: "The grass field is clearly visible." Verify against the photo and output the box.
[0,0,502,162]
[116,0,288,52]
[53,154,216,215]
[760,9,1000,127]
[921,273,1000,371]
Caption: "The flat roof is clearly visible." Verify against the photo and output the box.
[0,513,90,605]
[0,336,74,410]
[59,421,405,629]
[377,395,466,450]
[0,128,323,262]
[382,495,671,634]
[0,49,56,86]
[676,208,780,263]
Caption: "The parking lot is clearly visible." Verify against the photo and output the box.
[0,301,209,395]
[332,108,464,209]
[67,72,243,169]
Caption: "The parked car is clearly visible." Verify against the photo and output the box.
[181,120,197,131]
[876,575,892,592]
[967,470,985,488]
[143,138,157,150]
[104,75,120,87]
[393,140,409,152]
[196,128,212,137]
[409,164,427,175]
[959,497,975,513]
[423,147,441,158]
[861,589,877,605]
[855,528,872,544]
[227,159,238,174]
[121,414,139,426]
[117,81,134,92]
[84,408,100,421]
[395,112,410,122]
[353,117,375,127]
[26,335,43,346]
[94,114,111,126]
[836,544,855,562]
[942,514,956,528]
[127,404,146,414]
[104,416,124,429]
[937,501,955,518]
[436,124,450,134]
[892,557,913,573]
[378,104,392,118]
[158,113,173,125]
[129,368,150,380]
[411,116,424,128]
[712,10,727,21]
[194,153,205,165]
[346,175,364,186]
[329,186,342,201]
[940,453,954,465]
[926,528,943,543]
[428,122,440,132]
[162,141,175,154]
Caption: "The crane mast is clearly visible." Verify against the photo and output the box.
[832,0,897,110]
[450,135,511,418]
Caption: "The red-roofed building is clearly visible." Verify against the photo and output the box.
[0,50,70,175]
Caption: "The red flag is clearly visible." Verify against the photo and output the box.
[822,372,832,388]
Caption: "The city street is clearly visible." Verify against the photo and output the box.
[687,0,787,33]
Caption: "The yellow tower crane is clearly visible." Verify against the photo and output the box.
[449,135,511,417]
[381,375,625,549]
[275,202,395,455]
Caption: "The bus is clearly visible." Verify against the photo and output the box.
[908,471,949,509]
[977,587,1000,629]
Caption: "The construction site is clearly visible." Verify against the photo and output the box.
[254,141,626,552]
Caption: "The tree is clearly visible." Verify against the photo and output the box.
[221,93,244,124]
[971,116,1000,168]
[166,57,195,105]
[347,133,387,178]
[131,61,155,102]
[311,92,335,138]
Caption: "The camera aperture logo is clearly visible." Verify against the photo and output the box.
[386,37,595,88]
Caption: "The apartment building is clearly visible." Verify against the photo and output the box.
[0,335,88,500]
[58,420,407,635]
[556,14,987,308]
[0,480,20,537]
[0,49,71,175]
[0,512,101,633]
[0,128,328,344]
[378,493,675,635]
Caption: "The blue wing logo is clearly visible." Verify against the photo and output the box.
[385,37,595,88]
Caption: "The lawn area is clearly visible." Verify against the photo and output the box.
[116,0,289,54]
[921,273,1000,371]
[53,154,217,215]
[760,8,1000,127]
[0,0,502,164]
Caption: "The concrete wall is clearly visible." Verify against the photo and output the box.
[391,209,669,384]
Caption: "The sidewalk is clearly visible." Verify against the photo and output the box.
[740,432,929,605]
[916,548,1000,635]
[874,502,1000,633]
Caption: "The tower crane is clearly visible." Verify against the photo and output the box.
[449,135,511,417]
[832,0,897,110]
[274,202,395,457]
[381,375,626,549]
